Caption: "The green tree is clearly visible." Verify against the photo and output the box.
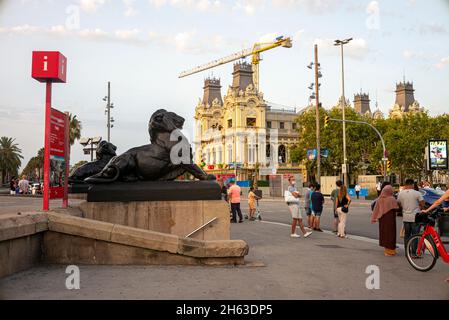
[0,137,23,183]
[70,160,88,175]
[69,114,82,146]
[21,148,44,182]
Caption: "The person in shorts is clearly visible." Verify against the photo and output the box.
[330,180,343,234]
[287,177,312,238]
[303,183,315,228]
[311,183,325,232]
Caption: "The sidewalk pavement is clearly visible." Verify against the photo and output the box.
[1,218,448,300]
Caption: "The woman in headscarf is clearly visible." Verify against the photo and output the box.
[371,185,399,256]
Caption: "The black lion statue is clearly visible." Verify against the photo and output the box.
[85,109,215,184]
[69,140,117,183]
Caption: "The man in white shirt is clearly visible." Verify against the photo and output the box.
[397,179,425,245]
[18,175,30,195]
[355,183,361,199]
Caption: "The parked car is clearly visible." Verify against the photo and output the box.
[31,183,42,195]
[419,188,449,209]
[371,188,449,212]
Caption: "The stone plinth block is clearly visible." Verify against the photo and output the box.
[79,199,230,240]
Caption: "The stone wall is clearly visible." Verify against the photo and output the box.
[0,210,248,279]
[78,200,230,240]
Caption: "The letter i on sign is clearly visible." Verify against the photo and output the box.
[43,56,48,71]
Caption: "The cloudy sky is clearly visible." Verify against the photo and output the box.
[1,0,448,168]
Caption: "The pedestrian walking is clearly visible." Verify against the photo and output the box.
[355,183,361,199]
[311,183,324,232]
[228,179,243,223]
[248,186,261,221]
[18,175,29,195]
[371,185,399,256]
[303,183,315,229]
[285,177,312,238]
[397,179,425,247]
[330,180,343,234]
[220,180,228,202]
[336,185,351,238]
[9,177,16,195]
[376,181,382,196]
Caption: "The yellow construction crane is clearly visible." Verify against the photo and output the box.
[179,36,292,92]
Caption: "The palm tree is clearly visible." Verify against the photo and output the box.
[0,137,23,184]
[69,114,82,146]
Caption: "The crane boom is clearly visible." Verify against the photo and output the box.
[179,47,253,78]
[178,36,292,84]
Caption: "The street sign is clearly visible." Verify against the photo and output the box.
[32,51,67,83]
[429,140,448,170]
[31,51,68,211]
[49,108,69,200]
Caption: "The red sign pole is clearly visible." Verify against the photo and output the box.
[63,112,70,208]
[43,81,52,211]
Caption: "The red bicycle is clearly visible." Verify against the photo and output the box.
[406,208,449,272]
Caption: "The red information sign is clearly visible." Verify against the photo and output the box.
[32,51,68,211]
[49,108,69,199]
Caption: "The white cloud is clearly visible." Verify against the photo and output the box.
[79,0,107,13]
[272,0,342,14]
[313,38,369,59]
[148,29,229,54]
[123,0,139,16]
[149,0,223,12]
[293,29,304,43]
[232,0,264,15]
[437,56,449,69]
[418,23,448,35]
[402,49,430,61]
[115,28,141,40]
[149,0,168,8]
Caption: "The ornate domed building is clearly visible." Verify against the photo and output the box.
[194,62,304,180]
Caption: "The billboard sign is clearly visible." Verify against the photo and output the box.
[429,140,448,170]
[49,108,69,199]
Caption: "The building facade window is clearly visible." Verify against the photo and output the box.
[246,118,256,128]
[248,145,256,164]
[217,147,222,164]
[266,121,272,128]
[227,145,233,164]
[266,144,271,158]
[227,119,233,128]
[280,122,285,129]
[292,122,297,130]
[278,145,286,163]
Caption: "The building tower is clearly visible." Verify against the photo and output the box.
[202,78,223,106]
[231,61,254,92]
[353,92,371,115]
[395,81,415,112]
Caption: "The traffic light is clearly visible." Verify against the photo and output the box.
[324,116,330,128]
[387,160,392,171]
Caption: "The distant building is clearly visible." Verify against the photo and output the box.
[194,62,304,180]
[389,81,425,119]
[353,92,372,117]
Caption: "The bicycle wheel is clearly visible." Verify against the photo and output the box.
[405,234,438,272]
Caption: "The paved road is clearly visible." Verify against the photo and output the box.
[0,196,84,215]
[238,198,404,244]
[2,218,449,299]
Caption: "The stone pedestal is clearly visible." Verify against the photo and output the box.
[77,181,229,241]
[78,200,230,240]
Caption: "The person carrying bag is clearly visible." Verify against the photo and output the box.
[336,185,351,238]
[285,177,312,238]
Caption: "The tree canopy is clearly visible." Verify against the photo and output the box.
[291,107,449,183]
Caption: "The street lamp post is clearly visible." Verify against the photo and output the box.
[307,46,322,183]
[334,38,353,187]
[103,82,115,143]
